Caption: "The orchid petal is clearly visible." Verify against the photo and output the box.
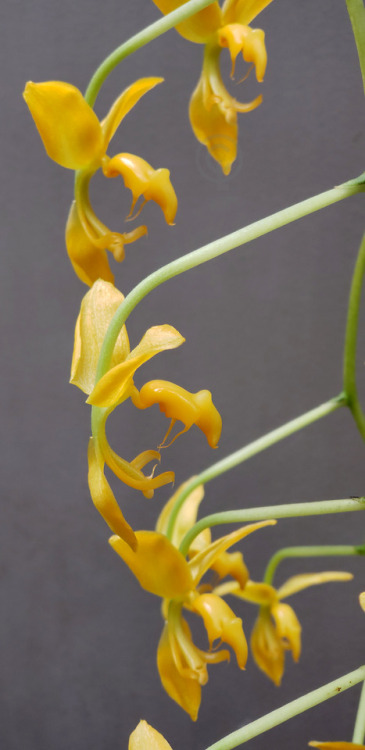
[157,624,201,721]
[87,438,137,550]
[233,580,277,605]
[309,743,365,750]
[87,326,185,407]
[65,202,115,287]
[188,520,276,585]
[151,0,222,43]
[109,531,193,598]
[23,81,104,170]
[271,602,301,662]
[277,571,353,601]
[359,592,365,611]
[192,593,248,668]
[70,280,129,395]
[101,78,163,147]
[250,608,284,686]
[129,720,173,750]
[222,0,274,26]
[155,479,205,548]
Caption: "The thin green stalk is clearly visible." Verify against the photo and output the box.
[84,0,216,107]
[263,544,365,586]
[179,497,365,557]
[343,234,365,440]
[94,176,364,383]
[204,666,365,750]
[165,394,345,543]
[346,0,365,95]
[353,678,365,744]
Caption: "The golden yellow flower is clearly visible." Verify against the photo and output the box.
[110,477,276,719]
[129,720,173,750]
[359,591,365,611]
[23,78,177,284]
[224,571,353,685]
[309,742,365,750]
[151,0,272,174]
[70,281,222,548]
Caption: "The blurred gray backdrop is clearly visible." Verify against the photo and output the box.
[1,1,364,748]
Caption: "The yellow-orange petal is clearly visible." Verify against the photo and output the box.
[250,608,284,686]
[192,593,248,668]
[23,81,104,170]
[135,381,222,449]
[87,438,137,550]
[309,743,365,750]
[70,279,129,395]
[222,0,274,26]
[156,479,205,545]
[210,550,250,589]
[65,201,115,287]
[218,24,267,82]
[109,531,193,598]
[359,592,365,611]
[271,602,301,662]
[103,153,178,225]
[157,624,201,721]
[233,580,278,606]
[189,520,276,585]
[101,77,164,148]
[87,326,185,407]
[151,0,222,43]
[129,720,173,750]
[277,571,353,601]
[189,72,238,176]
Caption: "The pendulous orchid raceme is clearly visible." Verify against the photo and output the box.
[70,281,222,548]
[129,720,173,750]
[110,477,276,720]
[23,78,177,285]
[151,0,272,174]
[216,570,353,686]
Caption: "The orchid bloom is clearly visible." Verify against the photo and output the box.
[309,744,365,750]
[359,591,365,611]
[129,720,173,750]
[151,0,272,174]
[218,570,353,686]
[23,78,177,285]
[70,281,222,549]
[110,477,276,719]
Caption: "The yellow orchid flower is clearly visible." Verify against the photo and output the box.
[224,570,353,686]
[129,720,173,750]
[23,78,177,285]
[151,0,272,174]
[359,591,365,611]
[70,281,222,548]
[309,743,365,750]
[109,478,276,719]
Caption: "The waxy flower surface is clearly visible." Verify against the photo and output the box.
[151,0,272,174]
[129,720,173,750]
[23,78,177,285]
[71,281,222,548]
[221,570,353,685]
[110,477,276,719]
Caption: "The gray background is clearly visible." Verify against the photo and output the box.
[1,0,365,748]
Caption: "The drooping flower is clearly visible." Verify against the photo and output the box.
[23,78,177,285]
[219,570,353,685]
[70,281,222,548]
[129,720,173,750]
[151,0,272,174]
[109,476,276,719]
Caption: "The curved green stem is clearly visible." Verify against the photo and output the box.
[84,0,216,107]
[346,0,365,96]
[179,497,365,557]
[165,394,345,542]
[353,678,365,744]
[94,176,364,383]
[343,233,365,440]
[263,544,365,586]
[204,666,365,750]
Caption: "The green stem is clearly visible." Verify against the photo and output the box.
[343,234,365,440]
[167,394,345,543]
[353,678,365,744]
[346,0,365,96]
[179,497,365,557]
[204,666,365,750]
[84,0,216,107]
[94,176,364,383]
[263,544,365,586]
